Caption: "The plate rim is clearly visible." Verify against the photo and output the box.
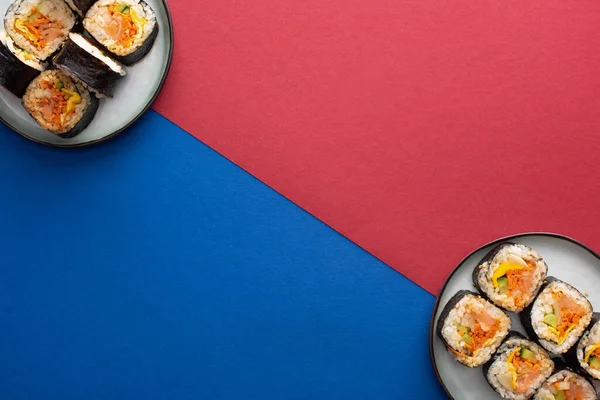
[0,0,174,148]
[428,232,600,400]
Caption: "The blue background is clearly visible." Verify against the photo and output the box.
[0,111,446,399]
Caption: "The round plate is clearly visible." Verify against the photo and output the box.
[0,0,173,147]
[430,233,600,399]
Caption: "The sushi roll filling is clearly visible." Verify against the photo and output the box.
[534,370,596,400]
[476,244,547,312]
[543,292,586,344]
[84,0,156,56]
[98,4,143,48]
[533,284,591,349]
[577,321,600,379]
[23,70,90,134]
[14,6,61,49]
[5,0,75,60]
[490,257,535,308]
[584,345,600,369]
[487,336,554,400]
[496,346,544,394]
[440,293,511,367]
[451,306,501,357]
[38,77,81,127]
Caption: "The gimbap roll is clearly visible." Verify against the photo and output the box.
[533,369,596,400]
[473,243,548,312]
[53,32,126,98]
[565,315,600,380]
[22,69,99,137]
[82,0,158,65]
[437,290,511,368]
[484,332,555,400]
[4,0,76,60]
[0,30,46,97]
[521,278,593,355]
[64,0,95,17]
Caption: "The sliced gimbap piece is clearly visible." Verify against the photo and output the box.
[4,0,76,61]
[533,369,596,400]
[521,278,593,355]
[53,32,126,98]
[0,30,46,97]
[437,290,511,368]
[22,69,98,137]
[64,0,95,17]
[484,332,555,400]
[83,0,158,65]
[473,242,548,312]
[565,314,600,381]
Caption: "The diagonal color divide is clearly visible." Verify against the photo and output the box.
[154,0,600,294]
[0,115,448,399]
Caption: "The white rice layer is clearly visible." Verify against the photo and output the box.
[577,320,600,380]
[69,33,127,75]
[476,244,547,312]
[534,370,596,400]
[4,0,75,60]
[487,338,554,400]
[83,0,156,56]
[0,30,46,70]
[531,280,592,354]
[441,294,511,367]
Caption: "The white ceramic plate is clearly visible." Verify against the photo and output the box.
[430,233,600,399]
[0,0,173,147]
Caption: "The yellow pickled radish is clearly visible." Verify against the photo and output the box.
[559,325,576,344]
[507,347,521,364]
[61,89,81,114]
[585,344,600,363]
[15,19,37,41]
[492,263,526,287]
[130,9,147,26]
[505,347,521,390]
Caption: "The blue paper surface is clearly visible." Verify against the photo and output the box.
[0,112,447,399]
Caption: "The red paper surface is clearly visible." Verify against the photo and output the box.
[154,0,600,294]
